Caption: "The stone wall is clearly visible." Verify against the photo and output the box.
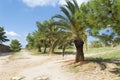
[0,44,10,52]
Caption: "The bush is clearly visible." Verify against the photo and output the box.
[10,39,22,52]
[90,41,102,48]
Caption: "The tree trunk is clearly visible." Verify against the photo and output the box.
[49,46,53,55]
[62,45,66,57]
[49,41,54,55]
[44,45,47,53]
[74,39,84,62]
[38,46,41,52]
[52,46,55,53]
[49,47,53,55]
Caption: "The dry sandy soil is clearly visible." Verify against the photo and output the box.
[0,50,120,80]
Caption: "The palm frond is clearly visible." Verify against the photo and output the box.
[65,1,75,15]
[60,6,72,21]
[52,14,67,20]
[73,0,79,11]
[36,21,43,30]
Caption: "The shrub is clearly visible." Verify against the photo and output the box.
[10,39,22,52]
[90,41,102,48]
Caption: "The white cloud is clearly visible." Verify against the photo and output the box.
[76,0,88,5]
[5,31,21,37]
[59,0,66,5]
[22,0,58,7]
[21,0,88,8]
[59,0,88,5]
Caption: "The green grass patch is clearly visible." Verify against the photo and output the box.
[85,47,115,54]
[91,49,120,60]
[54,48,75,52]
[86,49,120,61]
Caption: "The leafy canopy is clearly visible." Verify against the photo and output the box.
[10,39,22,52]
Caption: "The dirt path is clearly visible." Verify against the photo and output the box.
[17,58,73,80]
[0,49,120,80]
[0,50,51,80]
[0,50,75,80]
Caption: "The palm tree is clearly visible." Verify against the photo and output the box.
[57,31,73,57]
[26,33,34,49]
[26,32,42,52]
[52,0,88,62]
[36,21,47,52]
[36,19,60,54]
[46,19,61,54]
[0,27,9,44]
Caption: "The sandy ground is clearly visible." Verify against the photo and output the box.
[0,50,120,80]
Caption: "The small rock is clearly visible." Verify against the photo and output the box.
[34,75,49,80]
[11,76,25,80]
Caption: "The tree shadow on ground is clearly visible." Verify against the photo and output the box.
[86,57,120,76]
[54,51,75,55]
[0,52,12,57]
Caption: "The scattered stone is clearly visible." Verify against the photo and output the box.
[33,75,49,80]
[11,76,25,80]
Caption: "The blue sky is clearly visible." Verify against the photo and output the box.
[0,0,91,47]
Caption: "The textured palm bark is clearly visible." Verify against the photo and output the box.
[62,45,66,57]
[74,38,84,62]
[44,46,47,53]
[38,46,41,52]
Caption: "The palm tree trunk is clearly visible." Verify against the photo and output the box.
[44,44,47,53]
[44,46,47,53]
[49,48,53,55]
[38,46,41,52]
[62,45,66,57]
[49,41,55,55]
[74,39,84,62]
[49,45,53,55]
[52,46,55,53]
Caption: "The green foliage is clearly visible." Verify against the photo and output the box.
[10,39,22,52]
[26,33,34,49]
[26,32,43,52]
[90,41,102,48]
[97,29,120,47]
[26,0,120,62]
[83,0,120,48]
[26,19,61,53]
[87,0,120,36]
[52,0,89,61]
[52,0,88,40]
[0,27,9,44]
